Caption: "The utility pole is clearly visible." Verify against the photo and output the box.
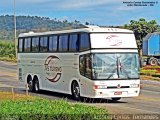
[14,0,17,58]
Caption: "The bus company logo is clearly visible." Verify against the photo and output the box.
[106,35,122,46]
[44,56,62,82]
[117,84,121,88]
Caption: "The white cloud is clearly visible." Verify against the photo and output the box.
[14,0,121,11]
[16,0,51,4]
[58,0,118,10]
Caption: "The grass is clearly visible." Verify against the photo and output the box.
[0,91,33,101]
[0,57,17,63]
[140,69,157,76]
[0,91,109,120]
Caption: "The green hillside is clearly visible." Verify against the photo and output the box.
[0,15,85,40]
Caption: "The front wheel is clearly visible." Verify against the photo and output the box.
[111,97,121,101]
[71,81,80,101]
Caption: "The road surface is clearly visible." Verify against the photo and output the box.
[0,61,160,115]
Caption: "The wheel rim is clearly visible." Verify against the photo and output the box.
[28,81,32,90]
[151,60,157,65]
[150,58,158,65]
[73,83,80,98]
[35,81,39,91]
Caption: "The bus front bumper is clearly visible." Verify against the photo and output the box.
[92,88,140,98]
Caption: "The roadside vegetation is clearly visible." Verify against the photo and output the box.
[0,15,85,40]
[0,91,109,120]
[0,41,16,62]
[140,65,160,81]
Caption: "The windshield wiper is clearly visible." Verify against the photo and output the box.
[121,66,130,78]
[106,68,117,79]
[117,57,130,79]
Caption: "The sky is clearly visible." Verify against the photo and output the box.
[0,0,159,26]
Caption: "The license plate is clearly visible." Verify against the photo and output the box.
[114,91,122,95]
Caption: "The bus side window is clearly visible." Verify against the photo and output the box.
[59,35,68,52]
[18,38,23,52]
[40,36,48,52]
[24,37,31,52]
[80,33,90,51]
[32,37,39,52]
[49,36,58,52]
[69,34,78,52]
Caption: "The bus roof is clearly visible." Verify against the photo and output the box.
[18,26,133,37]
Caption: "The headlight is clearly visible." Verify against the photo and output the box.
[94,85,108,89]
[130,84,139,88]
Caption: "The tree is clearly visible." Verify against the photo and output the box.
[74,20,80,24]
[85,22,90,25]
[0,15,84,40]
[123,18,158,56]
[157,25,160,32]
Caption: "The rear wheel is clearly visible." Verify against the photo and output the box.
[27,76,35,92]
[111,97,121,101]
[71,81,80,101]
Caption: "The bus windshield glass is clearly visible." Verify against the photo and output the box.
[92,53,139,80]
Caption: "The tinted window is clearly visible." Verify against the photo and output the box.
[40,36,48,52]
[24,38,31,52]
[80,55,85,76]
[79,54,91,79]
[69,34,78,52]
[59,35,68,52]
[85,54,91,78]
[49,36,58,52]
[32,37,39,52]
[80,33,90,51]
[18,38,23,52]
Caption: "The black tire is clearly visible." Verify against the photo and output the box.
[34,79,40,92]
[111,97,121,101]
[149,58,158,66]
[71,81,80,101]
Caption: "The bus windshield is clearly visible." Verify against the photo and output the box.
[92,53,139,80]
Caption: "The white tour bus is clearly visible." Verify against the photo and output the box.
[18,26,140,101]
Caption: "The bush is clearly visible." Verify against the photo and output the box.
[152,74,160,78]
[0,41,16,62]
[148,66,160,69]
[142,65,160,70]
[8,54,14,59]
[140,69,157,76]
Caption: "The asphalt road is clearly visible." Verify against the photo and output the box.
[0,61,160,115]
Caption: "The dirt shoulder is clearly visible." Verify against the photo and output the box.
[140,75,160,81]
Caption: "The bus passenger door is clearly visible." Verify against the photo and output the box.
[79,54,92,96]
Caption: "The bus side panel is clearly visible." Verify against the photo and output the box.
[78,76,95,97]
[41,53,79,95]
